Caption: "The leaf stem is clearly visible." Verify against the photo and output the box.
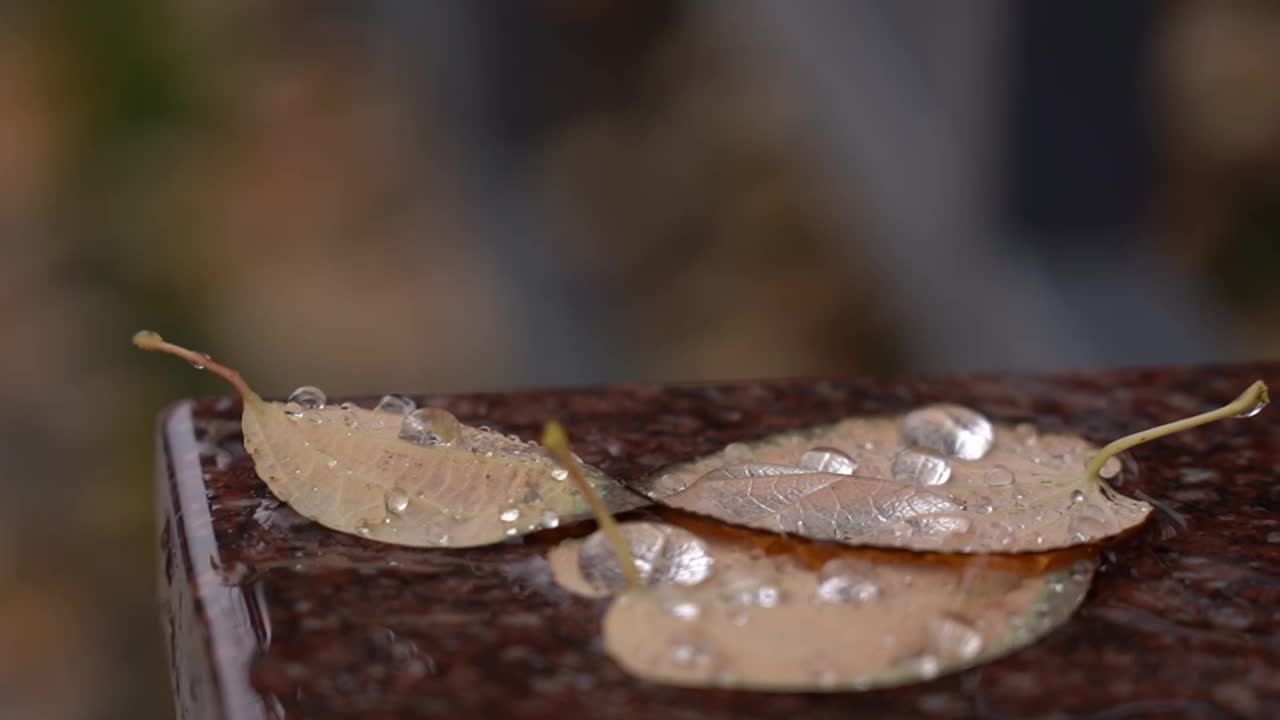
[1084,380,1269,481]
[542,421,641,591]
[132,330,257,400]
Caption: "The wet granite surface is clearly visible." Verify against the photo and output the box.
[159,365,1280,719]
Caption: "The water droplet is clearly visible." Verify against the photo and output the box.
[984,466,1015,487]
[399,407,462,447]
[1070,489,1085,504]
[499,508,520,523]
[355,522,373,537]
[815,559,880,604]
[288,385,327,410]
[724,442,752,462]
[282,401,305,419]
[972,496,994,514]
[720,577,783,608]
[504,527,518,537]
[579,522,714,592]
[671,643,710,666]
[668,601,701,621]
[191,352,211,370]
[551,467,569,481]
[927,615,983,662]
[1235,395,1268,418]
[900,404,994,460]
[891,449,952,486]
[540,510,560,529]
[374,394,416,416]
[385,488,410,515]
[1014,422,1039,445]
[898,653,941,679]
[799,446,858,475]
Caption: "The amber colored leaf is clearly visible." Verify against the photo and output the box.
[636,388,1266,553]
[550,520,1095,691]
[135,331,643,547]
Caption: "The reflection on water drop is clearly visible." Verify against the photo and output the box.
[579,522,715,592]
[282,401,304,419]
[191,352,211,370]
[385,488,410,515]
[1070,489,1085,505]
[540,510,560,529]
[799,447,858,475]
[288,385,327,410]
[815,559,880,604]
[399,408,462,447]
[668,601,701,621]
[375,394,416,416]
[984,466,1015,487]
[927,615,983,662]
[897,654,940,680]
[551,467,569,481]
[1235,395,1268,418]
[339,401,360,428]
[900,404,994,460]
[911,514,971,536]
[892,449,952,486]
[972,497,994,514]
[500,508,521,523]
[720,577,783,608]
[672,643,711,666]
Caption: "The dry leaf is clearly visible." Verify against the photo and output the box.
[637,388,1267,553]
[135,331,642,547]
[551,520,1095,691]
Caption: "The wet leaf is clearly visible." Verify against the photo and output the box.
[135,331,642,547]
[550,520,1095,691]
[638,387,1268,553]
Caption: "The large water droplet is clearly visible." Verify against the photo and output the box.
[1070,489,1085,505]
[891,449,952,486]
[499,508,520,523]
[815,559,880,604]
[375,394,416,416]
[551,467,569,481]
[385,488,410,515]
[579,522,714,592]
[899,404,994,460]
[799,447,858,475]
[927,614,983,661]
[540,510,560,529]
[288,386,327,410]
[399,407,462,447]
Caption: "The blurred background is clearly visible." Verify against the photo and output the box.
[2,1,1279,717]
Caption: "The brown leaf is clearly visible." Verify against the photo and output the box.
[638,409,1151,553]
[551,521,1095,691]
[137,332,642,547]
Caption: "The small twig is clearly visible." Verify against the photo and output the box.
[542,421,641,590]
[1084,380,1268,481]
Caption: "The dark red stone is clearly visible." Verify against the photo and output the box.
[159,365,1280,719]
